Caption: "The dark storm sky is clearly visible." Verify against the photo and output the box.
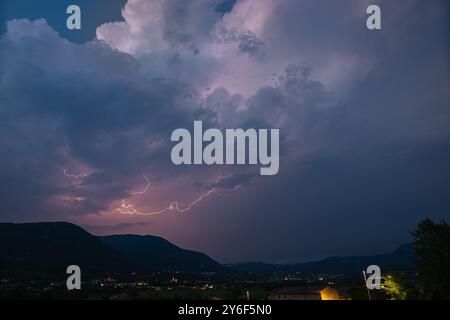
[0,0,449,263]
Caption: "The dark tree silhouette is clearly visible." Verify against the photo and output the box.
[411,219,450,299]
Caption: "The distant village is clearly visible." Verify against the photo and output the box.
[0,270,390,300]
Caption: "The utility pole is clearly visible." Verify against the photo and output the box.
[362,271,372,300]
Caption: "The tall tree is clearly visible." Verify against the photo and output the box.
[411,219,450,299]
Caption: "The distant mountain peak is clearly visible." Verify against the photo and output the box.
[100,234,221,272]
[0,222,221,279]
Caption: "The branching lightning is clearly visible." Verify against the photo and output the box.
[116,174,223,216]
[63,169,221,216]
[130,174,152,195]
[117,188,218,216]
[63,169,89,178]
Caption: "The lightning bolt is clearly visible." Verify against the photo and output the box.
[63,170,223,216]
[117,188,218,216]
[130,175,152,195]
[63,169,89,178]
[116,174,224,216]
